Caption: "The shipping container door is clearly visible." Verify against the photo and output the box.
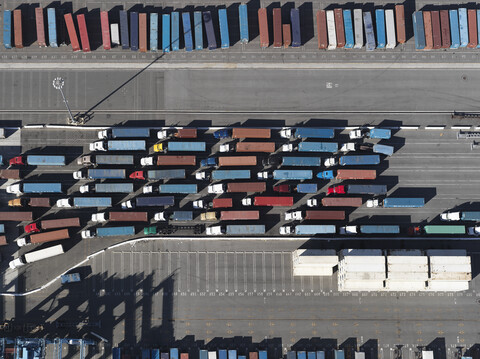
[412,11,425,50]
[449,9,460,49]
[130,12,139,51]
[218,9,229,49]
[35,7,46,47]
[431,10,441,49]
[334,9,345,47]
[273,8,282,48]
[162,14,171,52]
[343,9,354,48]
[468,9,477,48]
[258,8,269,48]
[139,13,147,52]
[423,11,433,50]
[13,9,22,48]
[375,9,386,48]
[395,5,406,43]
[440,10,450,48]
[119,10,129,49]
[47,8,57,47]
[111,24,120,46]
[291,8,301,47]
[64,13,80,51]
[182,12,193,51]
[363,11,376,50]
[100,11,111,50]
[317,10,328,49]
[458,8,468,47]
[171,12,180,51]
[353,9,363,48]
[283,24,291,47]
[326,10,336,49]
[150,13,158,51]
[77,14,90,52]
[477,10,480,48]
[239,4,249,43]
[203,11,217,50]
[385,9,396,48]
[3,10,11,49]
[194,11,203,50]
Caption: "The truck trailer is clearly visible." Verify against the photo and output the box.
[121,196,174,209]
[80,183,133,193]
[339,155,380,166]
[73,169,126,180]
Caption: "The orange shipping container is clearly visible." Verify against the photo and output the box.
[395,5,406,43]
[212,198,233,208]
[100,11,111,50]
[0,212,33,221]
[0,169,20,179]
[232,128,271,138]
[29,228,69,244]
[258,8,269,48]
[283,24,291,47]
[218,156,257,166]
[273,8,282,48]
[35,7,46,47]
[13,9,23,48]
[334,9,345,47]
[139,13,147,52]
[316,10,328,49]
[321,197,362,207]
[336,169,376,180]
[236,142,275,152]
[468,9,477,48]
[431,10,441,49]
[423,11,433,50]
[176,129,197,138]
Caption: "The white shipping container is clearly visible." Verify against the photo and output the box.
[387,256,427,265]
[387,263,428,272]
[426,249,467,256]
[385,9,396,49]
[340,256,385,264]
[422,351,434,359]
[355,353,365,359]
[353,9,363,48]
[430,272,471,281]
[293,250,338,265]
[385,280,427,291]
[339,263,386,273]
[338,280,385,291]
[208,352,217,359]
[430,264,471,273]
[326,10,337,50]
[430,256,471,265]
[110,24,120,45]
[339,272,386,281]
[293,266,334,276]
[388,249,422,256]
[387,271,428,281]
[341,249,383,256]
[427,280,469,291]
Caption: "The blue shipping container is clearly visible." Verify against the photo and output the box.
[308,353,316,359]
[194,11,203,50]
[130,12,139,51]
[97,226,135,237]
[228,351,237,359]
[282,157,322,166]
[212,170,250,180]
[203,11,217,50]
[360,225,400,234]
[343,10,354,48]
[152,350,160,359]
[316,352,325,359]
[200,351,208,359]
[363,11,376,51]
[259,351,267,359]
[159,184,198,194]
[449,10,460,49]
[163,14,171,52]
[296,184,318,193]
[113,348,121,359]
[298,142,338,152]
[291,9,301,47]
[294,128,335,139]
[170,349,178,359]
[47,8,58,47]
[218,9,230,49]
[73,197,112,207]
[142,350,151,359]
[27,155,65,166]
[412,11,426,50]
[334,351,345,359]
[273,170,312,180]
[239,4,249,43]
[168,141,206,151]
[219,350,227,359]
[150,13,158,51]
[458,8,468,47]
[172,12,180,51]
[182,12,193,51]
[3,10,11,49]
[375,9,386,48]
[120,10,129,49]
[298,352,307,359]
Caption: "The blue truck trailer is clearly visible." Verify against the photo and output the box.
[339,155,380,166]
[170,349,179,359]
[122,196,175,209]
[343,9,354,48]
[56,197,112,208]
[298,352,307,359]
[282,157,322,166]
[203,11,217,50]
[219,350,227,359]
[7,183,62,194]
[360,225,400,234]
[290,9,301,47]
[259,352,267,359]
[99,127,150,139]
[150,13,158,51]
[307,353,316,359]
[449,10,460,49]
[373,144,394,156]
[412,11,426,50]
[171,12,180,51]
[182,12,193,51]
[369,128,391,139]
[226,225,265,235]
[159,184,197,193]
[47,8,58,47]
[298,142,338,152]
[294,225,336,235]
[239,4,249,43]
[113,348,121,359]
[90,140,146,151]
[142,350,150,359]
[228,351,237,359]
[130,12,139,51]
[285,128,335,139]
[296,183,318,193]
[375,9,386,48]
[194,11,203,50]
[218,9,230,49]
[24,155,65,166]
[162,14,171,52]
[272,169,312,180]
[363,11,376,51]
[334,351,344,359]
[342,184,387,195]
[458,8,468,47]
[3,10,11,49]
[212,170,250,180]
[152,350,160,359]
[120,10,129,49]
[148,169,185,179]
[165,142,206,152]
[96,155,134,165]
[85,226,135,238]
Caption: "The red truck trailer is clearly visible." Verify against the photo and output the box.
[29,228,69,244]
[212,198,233,208]
[440,10,451,48]
[218,156,257,166]
[232,128,271,138]
[336,169,376,180]
[283,24,291,47]
[321,197,362,207]
[0,212,33,221]
[258,8,269,48]
[468,9,477,48]
[176,129,197,138]
[236,142,275,153]
[395,5,406,43]
[76,14,90,52]
[254,196,293,206]
[109,212,148,221]
[273,8,282,48]
[334,9,345,47]
[35,7,46,47]
[431,10,441,49]
[227,182,266,193]
[64,13,80,51]
[13,9,23,48]
[157,156,196,166]
[220,211,259,220]
[317,10,328,49]
[305,210,345,220]
[100,11,111,50]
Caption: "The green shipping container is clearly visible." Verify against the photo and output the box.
[424,225,465,234]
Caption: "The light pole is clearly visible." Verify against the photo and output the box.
[52,77,78,125]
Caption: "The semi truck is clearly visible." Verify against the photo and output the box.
[214,128,271,139]
[82,226,135,238]
[440,211,480,221]
[121,196,174,209]
[89,140,146,151]
[56,197,112,208]
[317,169,376,180]
[97,127,150,139]
[141,155,196,166]
[280,128,335,139]
[24,217,80,234]
[143,184,197,194]
[9,155,65,166]
[257,170,312,180]
[157,128,197,139]
[308,197,363,207]
[91,211,148,222]
[77,154,134,166]
[154,211,193,221]
[9,244,64,269]
[80,183,133,193]
[206,224,266,235]
[8,197,50,207]
[18,228,70,247]
[154,141,206,152]
[340,225,400,234]
[7,183,62,194]
[285,210,345,221]
[254,196,294,206]
[349,128,391,139]
[279,224,336,235]
[367,197,425,208]
[73,169,126,180]
[327,184,387,195]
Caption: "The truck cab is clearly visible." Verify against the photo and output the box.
[9,156,24,165]
[153,143,165,152]
[262,156,281,167]
[77,155,94,166]
[25,223,40,234]
[206,226,224,235]
[91,212,107,222]
[81,230,95,239]
[17,237,29,247]
[366,199,380,207]
[56,198,72,207]
[241,198,252,206]
[201,212,218,221]
[339,225,358,234]
[349,129,364,139]
[154,212,169,221]
[340,143,356,153]
[307,199,319,207]
[440,212,461,221]
[219,144,232,152]
[279,226,293,235]
[282,144,294,152]
[9,257,26,269]
[257,171,271,180]
[327,185,345,194]
[140,157,154,166]
[195,171,209,180]
[143,185,155,194]
[317,170,335,179]
[193,200,211,209]
[73,170,88,180]
[324,157,337,167]
[79,184,95,193]
[89,141,107,151]
[468,226,480,235]
[121,200,134,209]
[280,128,293,138]
[129,171,145,180]
[273,184,291,193]
[201,158,217,167]
[208,184,225,194]
[97,130,109,139]
[213,129,230,139]
[157,130,168,139]
[6,184,21,194]
[285,211,303,221]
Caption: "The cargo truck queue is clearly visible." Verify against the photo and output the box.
[3,126,480,271]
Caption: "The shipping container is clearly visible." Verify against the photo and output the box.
[182,12,193,51]
[449,9,460,49]
[0,169,20,179]
[226,225,265,235]
[354,9,363,48]
[298,142,338,152]
[423,11,433,50]
[273,8,282,48]
[100,11,111,50]
[229,351,237,359]
[431,10,441,49]
[170,349,179,359]
[171,12,180,51]
[40,217,80,230]
[254,196,294,206]
[0,212,33,221]
[336,169,376,180]
[343,10,354,48]
[321,197,362,207]
[107,212,148,222]
[156,155,195,166]
[139,13,147,52]
[385,9,396,49]
[239,4,249,43]
[35,8,46,47]
[249,353,258,359]
[317,10,328,49]
[395,5,405,44]
[150,13,158,51]
[120,10,129,49]
[221,211,259,220]
[29,229,69,245]
[459,8,468,47]
[236,142,275,152]
[219,156,256,166]
[212,170,250,180]
[233,128,271,138]
[213,198,233,208]
[375,9,386,48]
[64,13,80,52]
[162,14,171,52]
[258,8,269,48]
[291,8,301,47]
[130,12,139,51]
[283,24,291,47]
[194,11,203,50]
[47,8,57,47]
[477,10,480,48]
[334,9,345,47]
[203,11,217,50]
[227,182,266,193]
[468,9,477,48]
[424,225,465,235]
[305,210,345,220]
[363,12,376,51]
[76,14,90,52]
[440,10,451,48]
[412,11,426,50]
[3,10,11,49]
[218,9,230,49]
[13,9,22,49]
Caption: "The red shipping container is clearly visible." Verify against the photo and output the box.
[334,8,345,47]
[100,11,111,50]
[440,10,451,48]
[395,5,406,43]
[316,10,328,49]
[431,10,441,49]
[13,9,23,48]
[273,8,282,48]
[76,14,90,52]
[64,13,80,52]
[283,24,291,47]
[258,8,269,48]
[220,211,259,220]
[423,11,433,50]
[212,198,233,208]
[254,196,293,206]
[139,13,147,52]
[35,7,46,47]
[468,9,477,48]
